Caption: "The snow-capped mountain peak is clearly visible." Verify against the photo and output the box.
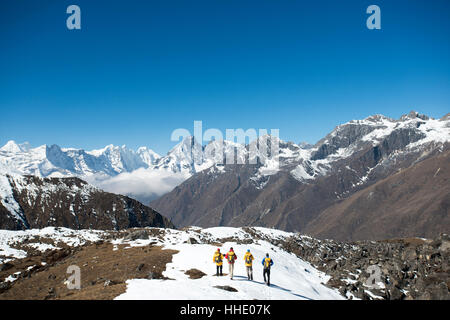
[399,110,430,121]
[152,136,204,174]
[0,140,31,153]
[136,146,161,165]
[168,135,203,159]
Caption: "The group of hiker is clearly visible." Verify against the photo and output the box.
[212,247,274,286]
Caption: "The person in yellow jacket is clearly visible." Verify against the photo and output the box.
[213,248,223,276]
[243,249,254,280]
[262,253,274,286]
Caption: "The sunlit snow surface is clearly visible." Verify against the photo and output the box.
[0,227,104,263]
[115,227,344,300]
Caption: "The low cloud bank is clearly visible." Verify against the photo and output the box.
[85,168,190,205]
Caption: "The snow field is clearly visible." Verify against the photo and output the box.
[116,227,344,300]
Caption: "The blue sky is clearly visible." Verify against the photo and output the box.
[1,0,449,154]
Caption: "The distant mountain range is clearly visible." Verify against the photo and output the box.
[0,134,247,179]
[0,132,248,203]
[0,141,161,178]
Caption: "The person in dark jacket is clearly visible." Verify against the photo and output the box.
[262,253,274,286]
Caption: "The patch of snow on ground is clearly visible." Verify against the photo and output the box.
[25,242,59,252]
[0,227,104,263]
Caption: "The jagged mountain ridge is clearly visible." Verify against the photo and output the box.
[0,137,246,203]
[0,136,254,204]
[0,136,252,179]
[0,142,161,178]
[150,111,450,240]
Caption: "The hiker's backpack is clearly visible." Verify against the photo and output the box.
[227,252,235,263]
[245,254,252,265]
[215,254,222,263]
[264,257,272,268]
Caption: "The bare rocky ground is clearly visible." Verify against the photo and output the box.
[243,228,450,300]
[0,229,177,300]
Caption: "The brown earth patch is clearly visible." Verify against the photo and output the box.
[380,238,431,246]
[0,242,178,300]
[185,268,206,279]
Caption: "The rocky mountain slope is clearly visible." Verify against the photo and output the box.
[247,228,450,300]
[305,149,450,241]
[0,226,448,300]
[0,174,174,230]
[150,112,450,240]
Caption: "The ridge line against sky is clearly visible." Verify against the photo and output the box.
[1,0,449,155]
[0,110,448,156]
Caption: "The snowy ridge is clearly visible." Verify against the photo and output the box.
[0,142,161,178]
[287,112,450,183]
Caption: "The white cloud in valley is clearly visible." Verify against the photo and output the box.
[85,168,189,205]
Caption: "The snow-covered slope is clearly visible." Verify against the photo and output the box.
[115,227,342,300]
[0,226,105,264]
[0,226,345,299]
[0,175,27,227]
[2,225,447,300]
